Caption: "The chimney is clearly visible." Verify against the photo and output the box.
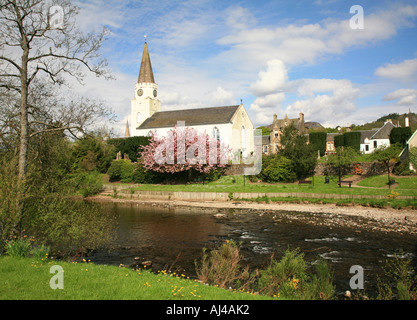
[273,114,277,122]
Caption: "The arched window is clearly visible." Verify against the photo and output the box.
[212,127,220,140]
[137,112,141,124]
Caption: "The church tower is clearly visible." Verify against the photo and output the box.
[130,38,161,136]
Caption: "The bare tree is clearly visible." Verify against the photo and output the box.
[0,0,112,231]
[0,0,110,181]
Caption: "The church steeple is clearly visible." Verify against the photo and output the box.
[130,37,161,137]
[138,38,155,84]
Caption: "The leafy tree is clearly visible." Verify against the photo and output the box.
[327,147,358,176]
[371,144,402,187]
[256,126,271,136]
[279,124,317,179]
[72,135,115,173]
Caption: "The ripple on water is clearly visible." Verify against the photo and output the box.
[319,251,343,263]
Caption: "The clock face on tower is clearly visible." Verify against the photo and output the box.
[153,89,157,97]
[137,89,143,96]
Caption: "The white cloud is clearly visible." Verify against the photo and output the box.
[63,1,417,132]
[248,57,360,127]
[249,59,288,96]
[217,5,417,70]
[284,79,360,127]
[250,92,286,125]
[210,86,236,106]
[375,58,417,82]
[383,88,417,105]
[225,6,257,30]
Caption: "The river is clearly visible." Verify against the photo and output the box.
[88,201,416,298]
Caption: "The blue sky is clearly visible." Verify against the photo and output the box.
[71,0,417,136]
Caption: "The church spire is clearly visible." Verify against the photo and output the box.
[138,37,155,84]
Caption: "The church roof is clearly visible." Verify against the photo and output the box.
[137,105,240,130]
[138,41,155,83]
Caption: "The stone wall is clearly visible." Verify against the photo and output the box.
[116,189,416,201]
[314,161,387,176]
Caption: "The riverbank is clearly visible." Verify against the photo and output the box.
[0,256,271,300]
[89,194,417,235]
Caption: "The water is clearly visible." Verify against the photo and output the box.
[89,202,416,298]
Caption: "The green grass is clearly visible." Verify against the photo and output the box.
[0,256,274,300]
[357,175,417,190]
[128,175,417,197]
[242,196,417,209]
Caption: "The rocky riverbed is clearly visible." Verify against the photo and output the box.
[91,195,417,235]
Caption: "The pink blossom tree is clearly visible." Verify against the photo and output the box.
[140,126,230,175]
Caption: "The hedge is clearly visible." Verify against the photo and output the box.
[389,127,412,147]
[108,136,151,162]
[309,132,327,156]
[333,132,361,151]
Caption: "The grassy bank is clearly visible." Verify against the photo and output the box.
[107,175,417,209]
[125,175,417,197]
[0,256,273,300]
[240,195,417,210]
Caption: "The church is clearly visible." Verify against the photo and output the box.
[127,40,255,159]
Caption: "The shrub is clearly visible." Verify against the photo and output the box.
[132,161,163,184]
[195,240,254,290]
[30,244,51,261]
[376,254,417,300]
[261,155,297,183]
[0,156,24,246]
[24,196,116,258]
[107,159,134,183]
[257,248,334,300]
[5,238,32,258]
[258,248,308,297]
[73,170,103,197]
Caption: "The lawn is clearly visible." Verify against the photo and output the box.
[0,256,273,300]
[127,175,417,197]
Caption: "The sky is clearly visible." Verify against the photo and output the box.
[69,0,417,136]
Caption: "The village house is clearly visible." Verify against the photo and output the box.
[359,120,397,154]
[261,113,306,154]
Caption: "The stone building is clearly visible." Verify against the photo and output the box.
[262,113,306,154]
